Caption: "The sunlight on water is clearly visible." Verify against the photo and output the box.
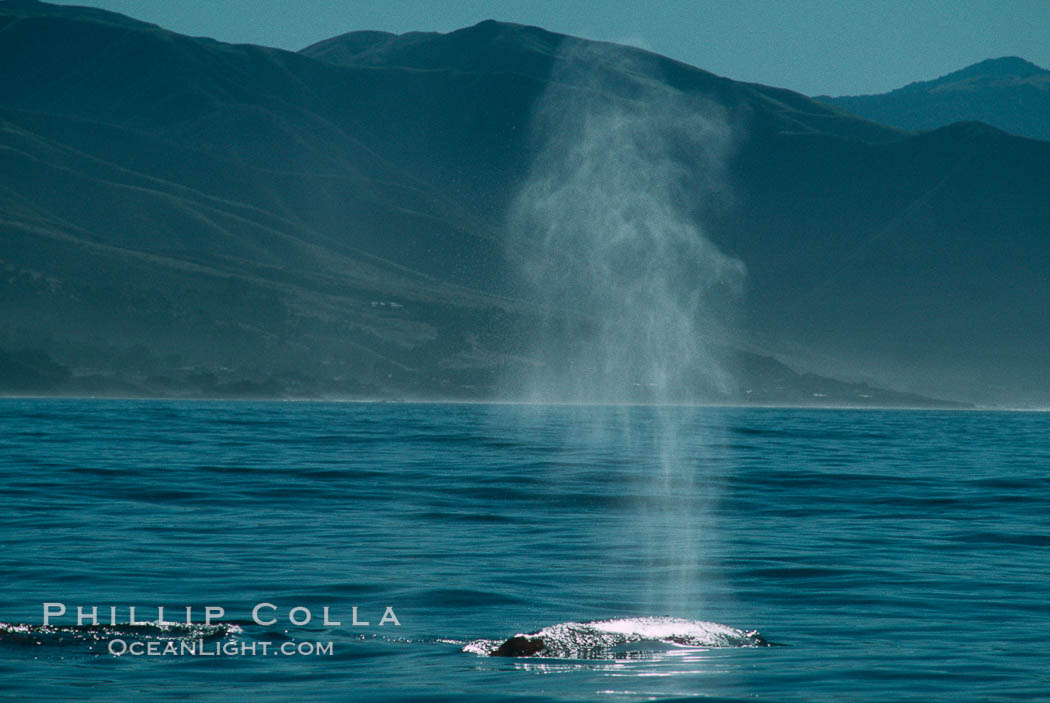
[2,400,1049,701]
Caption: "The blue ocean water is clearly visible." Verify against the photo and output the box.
[0,399,1047,701]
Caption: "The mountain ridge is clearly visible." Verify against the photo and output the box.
[0,0,158,29]
[303,20,909,147]
[1,3,1047,405]
[816,55,1050,141]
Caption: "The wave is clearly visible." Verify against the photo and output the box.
[464,617,776,658]
[0,621,241,647]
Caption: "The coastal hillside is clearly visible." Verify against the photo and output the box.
[816,56,1050,141]
[1,1,1047,405]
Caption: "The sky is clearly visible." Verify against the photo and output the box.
[45,0,1050,96]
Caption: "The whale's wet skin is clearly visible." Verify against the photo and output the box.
[466,618,774,659]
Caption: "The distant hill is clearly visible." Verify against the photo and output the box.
[816,57,1050,141]
[1,2,1047,405]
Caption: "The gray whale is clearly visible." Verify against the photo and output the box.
[491,634,547,657]
[470,617,776,658]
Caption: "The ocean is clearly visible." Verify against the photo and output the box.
[0,399,1047,701]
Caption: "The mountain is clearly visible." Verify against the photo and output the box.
[308,26,1050,406]
[816,57,1050,141]
[1,1,1046,405]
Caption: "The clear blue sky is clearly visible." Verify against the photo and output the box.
[47,0,1050,96]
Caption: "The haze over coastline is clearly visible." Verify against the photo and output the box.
[1,1,1048,407]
